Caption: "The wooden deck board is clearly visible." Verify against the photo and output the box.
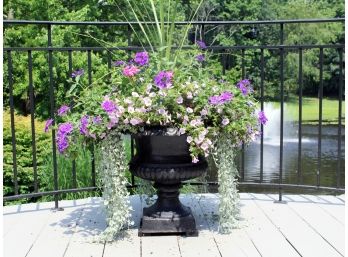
[251,193,343,257]
[25,199,88,257]
[3,193,345,257]
[198,194,261,257]
[302,194,345,224]
[178,194,222,257]
[282,195,345,255]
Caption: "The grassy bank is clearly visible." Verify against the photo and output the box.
[267,97,345,125]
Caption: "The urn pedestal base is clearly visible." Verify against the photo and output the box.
[138,182,198,237]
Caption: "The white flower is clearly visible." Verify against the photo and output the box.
[125,98,133,105]
[130,118,143,125]
[158,108,166,115]
[186,136,193,143]
[143,97,152,107]
[124,118,129,124]
[222,118,230,126]
[131,92,139,97]
[200,109,208,116]
[149,92,156,98]
[186,107,193,113]
[192,157,199,163]
[194,137,204,145]
[187,92,193,99]
[179,128,186,135]
[128,106,135,113]
[176,96,183,104]
[217,108,222,114]
[200,142,210,151]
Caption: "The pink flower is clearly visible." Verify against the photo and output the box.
[192,157,199,163]
[122,65,140,77]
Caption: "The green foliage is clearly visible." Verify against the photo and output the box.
[3,111,51,200]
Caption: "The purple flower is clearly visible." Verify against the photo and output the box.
[101,100,117,113]
[237,79,251,96]
[209,95,221,105]
[196,40,207,49]
[56,122,73,153]
[112,60,125,67]
[258,111,268,125]
[71,69,84,78]
[57,122,74,136]
[44,119,54,133]
[57,136,69,153]
[57,105,70,116]
[80,115,89,135]
[134,51,149,66]
[196,54,205,62]
[220,91,234,102]
[93,116,102,124]
[154,71,174,89]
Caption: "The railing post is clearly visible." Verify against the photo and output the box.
[275,46,286,204]
[28,50,38,193]
[48,24,63,211]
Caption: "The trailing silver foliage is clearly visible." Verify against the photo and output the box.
[96,131,134,241]
[212,134,241,233]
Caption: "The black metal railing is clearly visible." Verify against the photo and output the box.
[3,18,345,207]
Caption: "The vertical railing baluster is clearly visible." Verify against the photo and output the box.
[7,50,19,196]
[87,50,96,187]
[221,49,226,75]
[260,48,264,183]
[280,23,284,45]
[317,48,323,187]
[298,48,303,185]
[241,49,245,181]
[48,24,60,210]
[68,50,77,189]
[337,48,343,189]
[28,50,38,193]
[278,47,284,202]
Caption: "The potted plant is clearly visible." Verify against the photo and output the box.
[45,1,267,240]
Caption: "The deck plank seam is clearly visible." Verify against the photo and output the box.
[298,195,344,225]
[195,195,223,257]
[24,213,53,257]
[62,204,87,257]
[249,193,303,256]
[278,195,344,257]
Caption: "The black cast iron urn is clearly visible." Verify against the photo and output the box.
[129,128,208,236]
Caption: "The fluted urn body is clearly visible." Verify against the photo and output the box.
[129,128,207,236]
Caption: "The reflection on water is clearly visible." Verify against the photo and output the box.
[240,102,345,189]
[242,124,345,187]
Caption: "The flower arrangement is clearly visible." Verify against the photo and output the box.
[46,47,265,162]
[44,0,268,239]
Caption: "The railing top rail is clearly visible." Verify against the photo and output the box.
[3,18,345,26]
[3,44,345,52]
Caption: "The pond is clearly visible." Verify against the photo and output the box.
[204,103,345,194]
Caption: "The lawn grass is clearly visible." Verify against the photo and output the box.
[267,97,345,125]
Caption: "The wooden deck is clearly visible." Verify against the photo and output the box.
[3,193,345,257]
